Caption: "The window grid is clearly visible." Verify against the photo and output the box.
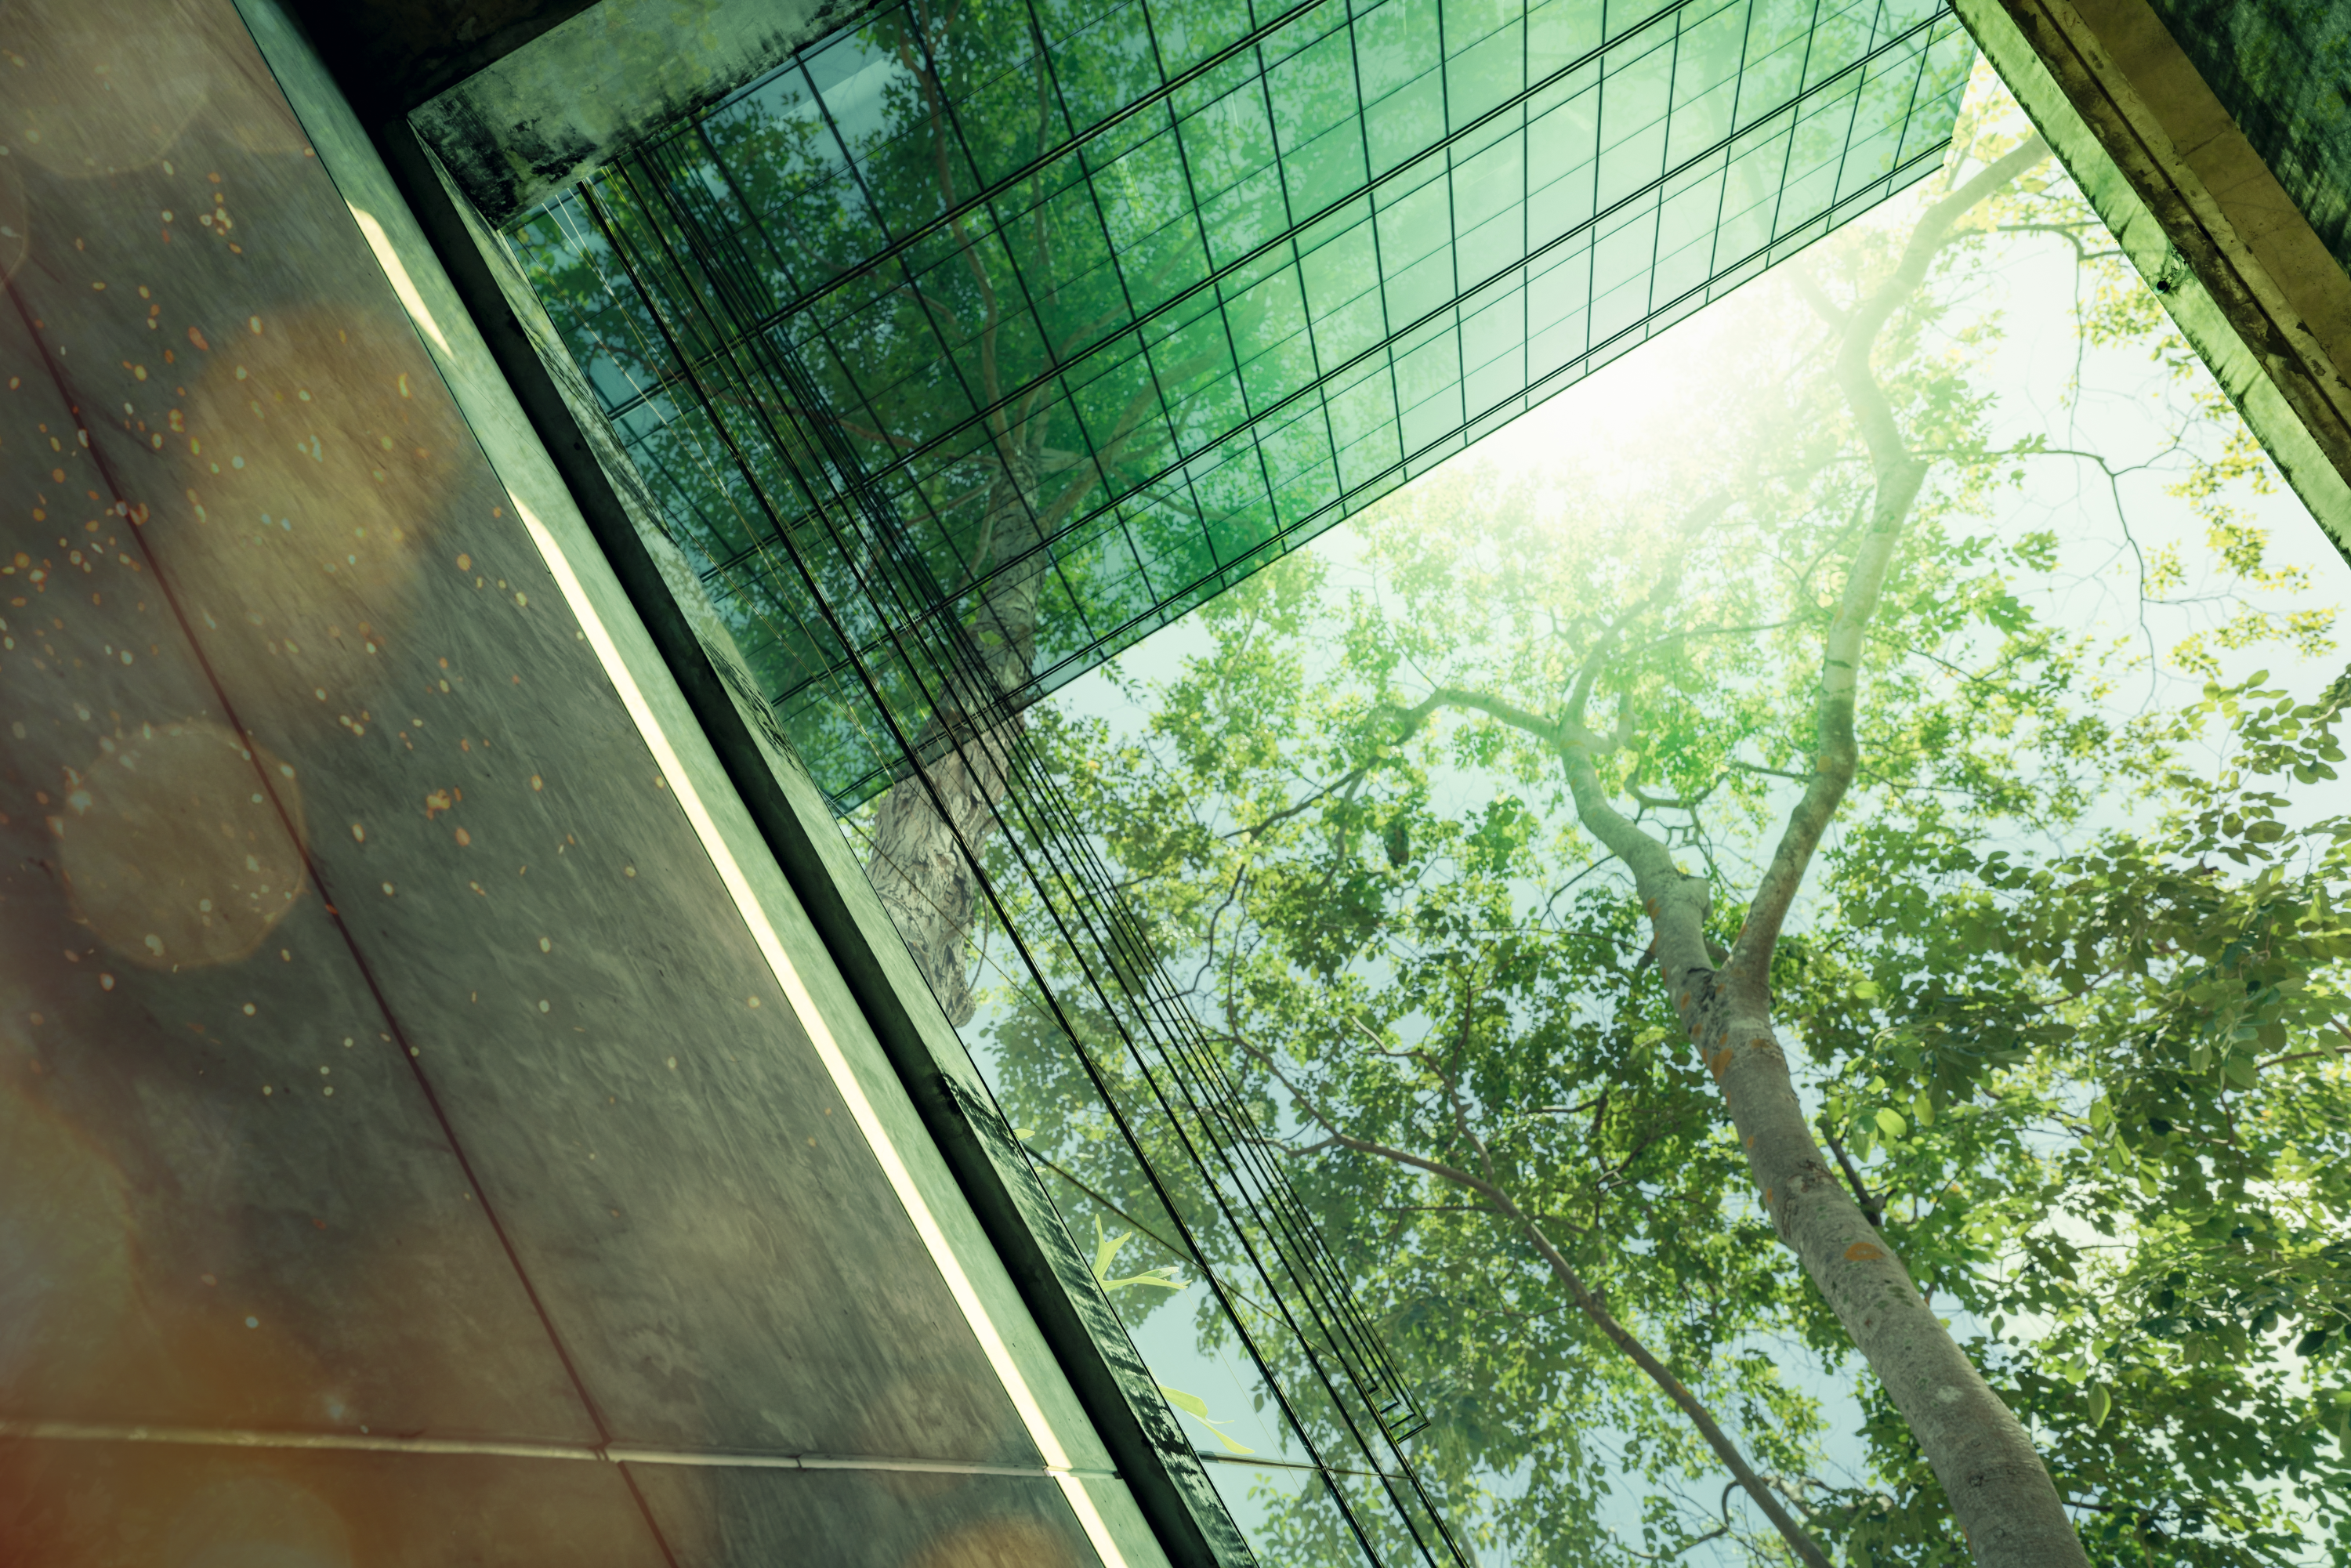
[503,35,1969,1544]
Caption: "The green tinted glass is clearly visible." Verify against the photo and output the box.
[506,0,1970,806]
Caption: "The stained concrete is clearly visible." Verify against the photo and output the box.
[411,0,880,227]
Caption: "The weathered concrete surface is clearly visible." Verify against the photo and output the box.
[2146,0,2351,273]
[1969,0,2351,564]
[273,0,601,124]
[422,124,1249,1566]
[0,0,1146,1559]
[410,0,877,227]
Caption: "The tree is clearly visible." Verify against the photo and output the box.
[1793,667,2351,1564]
[498,0,1913,1035]
[995,94,2346,1566]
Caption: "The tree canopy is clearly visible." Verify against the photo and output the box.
[973,87,2351,1567]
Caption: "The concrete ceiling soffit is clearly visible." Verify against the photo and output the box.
[411,0,884,228]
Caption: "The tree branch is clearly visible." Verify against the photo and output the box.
[1234,1033,1835,1568]
[1722,134,2052,1004]
[1818,1117,1885,1228]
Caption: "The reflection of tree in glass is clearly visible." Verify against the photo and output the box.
[513,0,1263,1023]
[509,0,1975,1034]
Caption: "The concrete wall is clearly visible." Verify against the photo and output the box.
[1969,0,2351,567]
[2146,0,2351,271]
[0,1,1182,1562]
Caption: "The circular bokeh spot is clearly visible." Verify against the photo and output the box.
[60,720,306,969]
[0,0,214,179]
[163,306,462,716]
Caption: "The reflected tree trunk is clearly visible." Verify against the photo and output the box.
[864,447,1043,1025]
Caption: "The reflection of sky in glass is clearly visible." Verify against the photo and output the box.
[942,957,1436,1566]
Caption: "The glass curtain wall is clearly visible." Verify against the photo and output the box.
[489,0,1973,1559]
[505,0,1972,807]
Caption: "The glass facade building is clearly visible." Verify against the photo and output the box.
[473,0,1972,1559]
[0,0,1979,1563]
[505,0,1973,803]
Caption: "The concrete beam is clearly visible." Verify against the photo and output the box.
[278,0,600,121]
[1962,0,2351,565]
[410,0,877,227]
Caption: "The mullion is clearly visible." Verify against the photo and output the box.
[593,0,1704,427]
[532,17,1971,1540]
[685,135,999,588]
[926,17,1108,600]
[1002,107,1960,701]
[1054,12,1216,610]
[895,2,1074,568]
[1639,2,1686,323]
[1162,44,1275,571]
[1520,2,1531,441]
[1249,0,1335,531]
[993,727,1447,1563]
[1759,0,1824,255]
[1703,0,1763,284]
[978,3,1952,541]
[918,6,1953,608]
[1033,780,1462,1563]
[1583,5,1611,360]
[685,125,1003,608]
[699,253,1408,1559]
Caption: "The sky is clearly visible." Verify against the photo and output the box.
[1001,63,2351,1566]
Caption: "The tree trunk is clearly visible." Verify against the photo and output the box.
[1569,647,2088,1566]
[1668,935,2086,1566]
[1552,132,2088,1564]
[864,448,1043,1024]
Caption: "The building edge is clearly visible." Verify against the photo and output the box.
[1958,0,2351,569]
[223,0,1255,1563]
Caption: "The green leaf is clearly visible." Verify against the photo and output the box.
[2087,1383,2111,1428]
[1103,1267,1186,1293]
[1090,1216,1134,1284]
[1853,979,1883,1001]
[1157,1383,1255,1454]
[1875,1108,1908,1139]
